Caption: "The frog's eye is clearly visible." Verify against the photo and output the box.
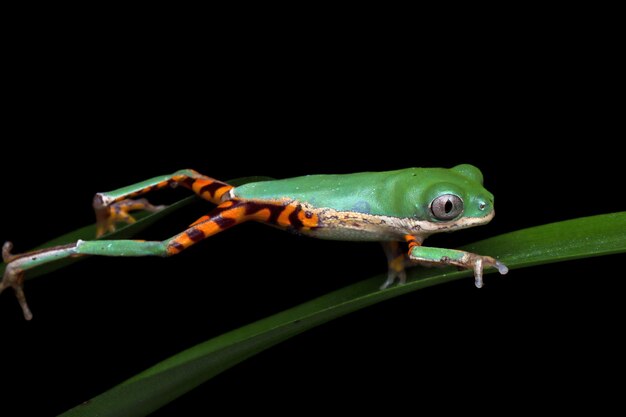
[430,194,463,220]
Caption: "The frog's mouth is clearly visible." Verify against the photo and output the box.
[453,209,495,229]
[412,209,495,233]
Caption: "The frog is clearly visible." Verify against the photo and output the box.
[0,164,508,320]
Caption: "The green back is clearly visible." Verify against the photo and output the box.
[234,165,494,220]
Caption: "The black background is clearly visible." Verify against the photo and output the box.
[1,25,624,416]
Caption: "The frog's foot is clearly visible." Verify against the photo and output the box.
[380,268,407,290]
[457,253,508,288]
[0,242,32,320]
[94,197,165,237]
[409,246,508,288]
[380,241,410,290]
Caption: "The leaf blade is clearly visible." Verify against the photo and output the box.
[59,212,626,417]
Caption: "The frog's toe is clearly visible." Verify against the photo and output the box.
[0,244,33,321]
[471,256,508,288]
[494,260,509,275]
[472,257,485,288]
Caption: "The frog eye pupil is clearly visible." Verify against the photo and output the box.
[430,194,463,220]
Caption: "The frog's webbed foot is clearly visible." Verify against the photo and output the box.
[0,242,33,320]
[94,197,165,237]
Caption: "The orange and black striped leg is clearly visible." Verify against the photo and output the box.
[165,199,315,254]
[94,169,234,237]
[404,234,421,252]
[165,200,248,255]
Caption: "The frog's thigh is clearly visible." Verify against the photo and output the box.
[229,200,321,232]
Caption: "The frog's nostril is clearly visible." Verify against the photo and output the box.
[479,201,486,211]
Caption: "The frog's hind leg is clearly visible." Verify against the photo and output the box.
[165,200,249,255]
[1,200,250,320]
[94,169,233,237]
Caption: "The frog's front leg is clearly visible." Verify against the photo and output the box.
[380,234,507,290]
[408,244,508,288]
[380,241,411,290]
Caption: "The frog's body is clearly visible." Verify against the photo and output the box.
[233,166,495,242]
[1,165,507,320]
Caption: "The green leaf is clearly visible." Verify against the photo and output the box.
[59,212,626,417]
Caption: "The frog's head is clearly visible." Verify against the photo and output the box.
[409,164,496,233]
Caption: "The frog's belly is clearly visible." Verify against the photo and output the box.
[308,227,399,241]
[306,209,412,242]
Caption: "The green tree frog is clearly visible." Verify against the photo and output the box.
[1,164,508,320]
